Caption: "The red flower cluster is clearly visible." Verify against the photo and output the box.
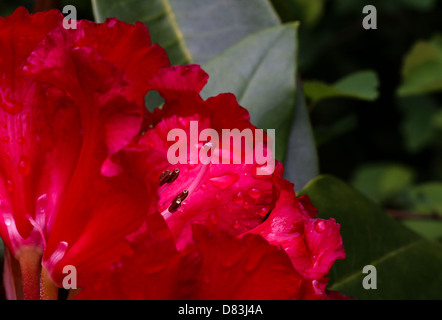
[0,7,348,300]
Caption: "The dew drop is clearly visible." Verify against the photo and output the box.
[215,193,221,200]
[110,262,122,271]
[6,180,13,192]
[0,122,6,129]
[258,206,270,217]
[209,213,218,225]
[200,183,208,190]
[248,188,262,200]
[3,136,9,143]
[232,191,244,204]
[36,194,48,218]
[233,220,240,230]
[209,172,239,190]
[243,201,250,210]
[178,117,190,128]
[142,262,167,275]
[17,155,30,175]
[17,137,25,146]
[314,220,326,233]
[0,88,23,114]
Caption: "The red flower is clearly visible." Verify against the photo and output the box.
[0,7,348,300]
[77,65,349,300]
[0,7,168,299]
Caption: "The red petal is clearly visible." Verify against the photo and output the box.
[191,225,303,299]
[76,213,198,300]
[117,66,275,249]
[77,216,303,300]
[0,8,168,285]
[0,8,80,253]
[75,19,169,105]
[248,171,346,282]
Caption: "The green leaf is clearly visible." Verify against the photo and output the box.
[91,0,280,65]
[433,109,442,129]
[201,24,298,162]
[394,183,442,241]
[399,0,437,11]
[351,163,415,203]
[303,70,379,104]
[402,183,442,215]
[397,35,442,96]
[284,81,319,191]
[402,220,442,242]
[314,113,358,146]
[271,0,325,26]
[298,175,442,299]
[398,96,440,153]
[334,0,436,14]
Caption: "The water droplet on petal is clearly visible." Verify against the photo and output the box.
[258,206,269,217]
[200,183,208,190]
[3,136,9,143]
[110,262,122,271]
[314,220,326,233]
[209,213,218,225]
[233,220,240,230]
[0,88,23,114]
[35,194,48,224]
[17,155,30,175]
[232,191,244,204]
[243,202,250,210]
[252,165,264,179]
[209,172,239,190]
[0,122,6,129]
[215,193,221,200]
[142,262,167,274]
[178,117,190,128]
[6,180,13,192]
[248,188,262,200]
[17,137,25,146]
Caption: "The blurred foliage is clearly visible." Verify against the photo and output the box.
[0,0,93,20]
[304,70,379,105]
[398,35,442,96]
[299,175,442,299]
[271,0,442,244]
[351,162,415,203]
